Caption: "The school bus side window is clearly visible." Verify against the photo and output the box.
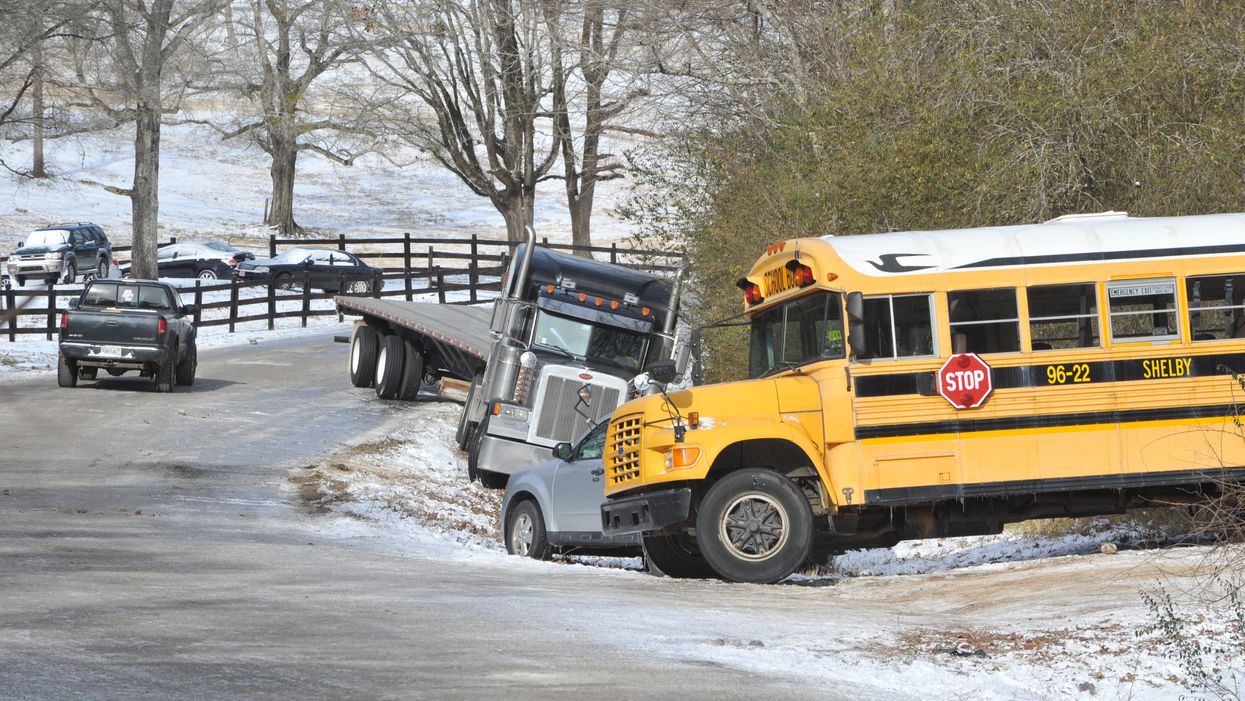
[1186,274,1245,341]
[1027,283,1100,350]
[948,288,1020,354]
[1106,278,1179,343]
[857,294,934,360]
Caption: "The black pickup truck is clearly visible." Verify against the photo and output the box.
[58,279,198,392]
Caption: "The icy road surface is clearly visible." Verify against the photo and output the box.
[0,333,1228,699]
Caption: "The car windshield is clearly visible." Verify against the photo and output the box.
[530,311,647,372]
[749,291,845,378]
[25,230,69,247]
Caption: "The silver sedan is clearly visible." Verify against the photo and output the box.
[501,419,641,559]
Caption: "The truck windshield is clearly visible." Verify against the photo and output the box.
[748,291,845,378]
[531,311,647,372]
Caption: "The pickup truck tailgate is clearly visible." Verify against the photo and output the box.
[63,309,162,346]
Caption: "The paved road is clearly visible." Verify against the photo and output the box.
[0,334,846,700]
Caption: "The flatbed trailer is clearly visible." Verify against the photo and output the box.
[334,295,493,384]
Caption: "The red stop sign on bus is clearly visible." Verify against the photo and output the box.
[937,353,993,409]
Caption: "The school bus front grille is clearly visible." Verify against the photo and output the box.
[606,413,643,485]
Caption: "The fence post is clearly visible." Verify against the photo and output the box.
[610,242,618,264]
[403,233,413,302]
[436,267,446,304]
[193,280,202,326]
[469,234,479,303]
[45,282,56,341]
[338,233,346,252]
[268,234,277,258]
[5,284,15,342]
[229,277,239,333]
[302,271,311,327]
[427,246,434,288]
[267,278,276,331]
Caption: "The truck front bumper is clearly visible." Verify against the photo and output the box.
[9,259,64,278]
[60,342,165,368]
[601,487,692,536]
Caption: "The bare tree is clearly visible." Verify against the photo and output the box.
[221,0,379,235]
[67,0,225,279]
[366,0,561,244]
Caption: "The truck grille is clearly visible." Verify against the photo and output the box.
[533,375,621,444]
[605,413,643,486]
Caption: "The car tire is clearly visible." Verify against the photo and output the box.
[694,468,813,584]
[197,268,218,280]
[175,342,197,386]
[398,340,424,400]
[274,272,294,291]
[57,353,78,388]
[14,274,25,287]
[456,373,483,450]
[349,326,379,388]
[348,279,369,294]
[62,260,76,284]
[374,333,405,399]
[505,499,551,560]
[642,532,718,579]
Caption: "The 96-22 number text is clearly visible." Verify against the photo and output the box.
[1046,363,1091,385]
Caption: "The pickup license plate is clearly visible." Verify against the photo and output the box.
[100,345,122,357]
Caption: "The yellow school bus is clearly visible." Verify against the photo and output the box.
[600,211,1245,583]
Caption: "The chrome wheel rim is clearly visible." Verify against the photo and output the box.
[511,512,534,556]
[198,270,217,279]
[719,492,788,562]
[350,339,361,373]
[376,346,387,385]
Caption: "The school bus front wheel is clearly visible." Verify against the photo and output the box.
[694,469,814,584]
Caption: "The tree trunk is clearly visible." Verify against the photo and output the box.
[498,190,534,247]
[569,188,594,254]
[31,40,45,179]
[129,93,161,280]
[266,132,299,236]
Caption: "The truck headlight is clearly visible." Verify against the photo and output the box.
[498,404,530,422]
[45,251,64,260]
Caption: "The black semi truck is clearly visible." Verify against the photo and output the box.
[337,230,685,487]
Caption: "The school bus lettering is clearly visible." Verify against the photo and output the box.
[1045,363,1092,385]
[1141,357,1191,379]
[601,211,1245,585]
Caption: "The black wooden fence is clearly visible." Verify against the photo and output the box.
[1,235,682,342]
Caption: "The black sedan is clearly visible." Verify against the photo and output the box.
[235,247,384,293]
[120,241,256,280]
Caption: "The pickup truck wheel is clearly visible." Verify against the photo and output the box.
[175,343,197,386]
[694,468,813,584]
[153,357,175,393]
[374,333,405,399]
[505,499,551,560]
[397,340,424,400]
[57,354,78,388]
[642,532,717,579]
[349,326,379,387]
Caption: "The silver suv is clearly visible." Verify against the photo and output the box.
[6,223,112,287]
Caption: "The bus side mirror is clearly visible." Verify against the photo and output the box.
[846,292,867,357]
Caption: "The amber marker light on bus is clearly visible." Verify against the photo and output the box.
[687,411,700,428]
[665,447,701,470]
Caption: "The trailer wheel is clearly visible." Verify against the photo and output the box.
[397,340,424,400]
[456,372,483,450]
[349,326,379,387]
[695,468,812,584]
[374,333,405,399]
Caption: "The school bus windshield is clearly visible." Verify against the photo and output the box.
[748,291,845,378]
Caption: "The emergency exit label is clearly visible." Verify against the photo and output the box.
[937,353,993,409]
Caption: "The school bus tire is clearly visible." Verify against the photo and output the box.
[695,468,813,584]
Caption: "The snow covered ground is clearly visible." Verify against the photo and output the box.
[295,397,1243,700]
